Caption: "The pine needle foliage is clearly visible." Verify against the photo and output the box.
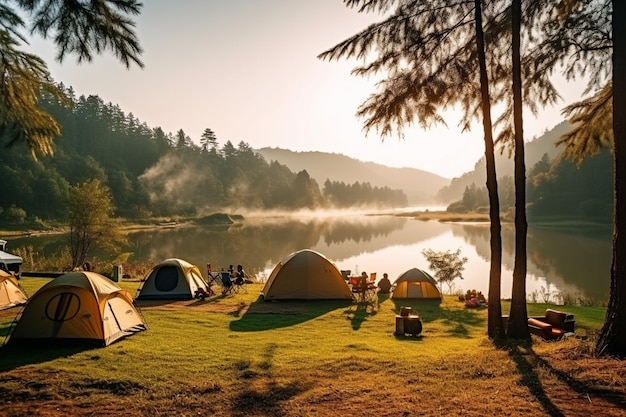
[536,0,612,161]
[318,1,560,152]
[0,0,143,159]
[0,29,67,158]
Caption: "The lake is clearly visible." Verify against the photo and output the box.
[8,212,612,303]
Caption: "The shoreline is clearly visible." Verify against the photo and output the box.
[0,210,612,237]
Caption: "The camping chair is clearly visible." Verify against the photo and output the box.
[233,274,248,293]
[365,272,378,300]
[349,276,366,302]
[219,272,235,295]
[206,272,220,294]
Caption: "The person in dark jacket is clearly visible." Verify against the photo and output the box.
[377,272,392,294]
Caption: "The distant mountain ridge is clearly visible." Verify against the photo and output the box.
[256,148,449,205]
[436,121,573,203]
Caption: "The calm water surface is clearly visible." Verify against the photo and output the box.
[9,212,612,303]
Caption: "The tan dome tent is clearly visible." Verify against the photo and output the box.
[6,272,147,347]
[135,258,207,300]
[0,269,27,309]
[261,249,352,300]
[392,267,442,300]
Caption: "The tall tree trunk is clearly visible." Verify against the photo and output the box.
[597,0,626,357]
[474,0,505,339]
[507,0,530,340]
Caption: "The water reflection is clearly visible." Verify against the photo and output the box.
[457,223,611,301]
[9,214,611,302]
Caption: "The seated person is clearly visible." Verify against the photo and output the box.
[476,291,487,305]
[359,271,369,291]
[377,273,392,294]
[234,264,246,285]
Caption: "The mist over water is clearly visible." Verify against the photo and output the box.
[10,212,611,303]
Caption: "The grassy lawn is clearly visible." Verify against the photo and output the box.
[0,279,624,416]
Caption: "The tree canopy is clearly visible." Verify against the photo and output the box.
[0,0,143,159]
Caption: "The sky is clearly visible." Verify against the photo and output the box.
[28,0,588,179]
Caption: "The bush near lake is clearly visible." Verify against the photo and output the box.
[0,280,624,416]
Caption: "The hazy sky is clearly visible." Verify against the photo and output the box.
[29,0,587,179]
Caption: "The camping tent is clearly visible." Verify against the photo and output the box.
[392,267,442,300]
[261,249,352,300]
[6,271,147,346]
[135,258,207,300]
[0,269,27,309]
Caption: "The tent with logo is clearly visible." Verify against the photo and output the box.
[5,271,147,346]
[391,267,442,300]
[261,249,352,300]
[0,269,28,309]
[135,258,207,300]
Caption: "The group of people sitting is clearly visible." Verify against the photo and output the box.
[195,263,247,300]
[461,289,487,308]
[229,264,247,285]
[353,271,393,294]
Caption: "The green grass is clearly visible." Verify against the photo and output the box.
[3,282,606,379]
[0,280,619,416]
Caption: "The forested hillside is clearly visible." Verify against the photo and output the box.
[442,121,613,223]
[0,86,408,227]
[436,122,572,203]
[256,148,449,205]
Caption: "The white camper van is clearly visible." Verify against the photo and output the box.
[0,240,22,276]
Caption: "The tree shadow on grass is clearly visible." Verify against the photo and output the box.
[533,354,626,412]
[344,300,378,330]
[229,296,353,332]
[505,340,626,416]
[391,299,485,339]
[229,343,312,416]
[232,379,310,416]
[504,341,568,417]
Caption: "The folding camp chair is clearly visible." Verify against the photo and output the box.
[350,276,366,302]
[233,275,248,293]
[219,272,235,295]
[206,272,220,293]
[365,273,378,300]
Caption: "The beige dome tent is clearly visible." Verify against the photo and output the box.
[261,249,352,300]
[135,258,207,300]
[0,269,27,309]
[392,267,442,300]
[6,271,147,346]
